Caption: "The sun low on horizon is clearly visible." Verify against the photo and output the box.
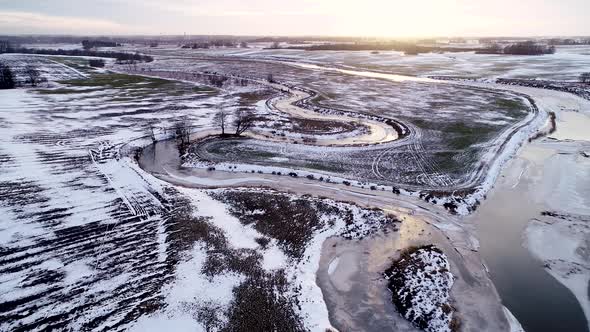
[0,0,589,37]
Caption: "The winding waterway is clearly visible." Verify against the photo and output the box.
[136,62,589,331]
[280,63,590,331]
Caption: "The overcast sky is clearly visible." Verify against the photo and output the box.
[1,0,589,37]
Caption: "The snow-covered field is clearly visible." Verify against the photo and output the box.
[2,47,587,332]
[0,54,88,84]
[125,55,534,196]
[128,44,590,81]
[0,56,409,331]
[0,59,252,330]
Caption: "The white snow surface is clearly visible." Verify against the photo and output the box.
[386,247,455,332]
[129,243,243,332]
[525,216,590,327]
[503,306,525,332]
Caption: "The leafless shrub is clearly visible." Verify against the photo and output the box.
[233,108,256,136]
[0,62,15,89]
[172,117,193,154]
[25,65,44,87]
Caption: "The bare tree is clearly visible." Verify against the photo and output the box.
[266,73,275,83]
[213,110,228,136]
[145,120,158,143]
[172,117,193,154]
[25,66,42,87]
[580,72,590,84]
[207,75,228,88]
[233,109,256,136]
[240,41,248,48]
[0,62,15,89]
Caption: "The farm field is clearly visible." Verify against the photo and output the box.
[128,44,590,81]
[1,41,589,332]
[123,55,535,197]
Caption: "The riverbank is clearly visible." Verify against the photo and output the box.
[466,87,590,331]
[132,59,589,331]
[138,138,514,331]
[316,215,510,332]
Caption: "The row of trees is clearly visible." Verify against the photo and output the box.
[82,40,121,50]
[548,38,590,46]
[0,62,15,89]
[0,40,12,53]
[181,39,250,49]
[0,63,44,89]
[291,42,481,54]
[88,59,106,67]
[148,109,256,155]
[213,108,256,136]
[0,46,153,63]
[504,42,556,55]
[477,41,556,55]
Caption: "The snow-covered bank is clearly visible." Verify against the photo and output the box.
[204,188,399,331]
[502,307,525,332]
[525,213,590,327]
[5,49,586,332]
[465,82,590,331]
[520,95,590,328]
[384,245,456,332]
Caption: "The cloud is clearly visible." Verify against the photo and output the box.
[128,0,328,18]
[0,11,138,34]
[0,1,587,36]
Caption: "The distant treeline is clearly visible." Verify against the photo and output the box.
[0,44,153,63]
[287,42,480,54]
[0,40,12,53]
[0,34,396,46]
[88,59,106,67]
[182,40,238,49]
[548,38,590,45]
[82,39,121,49]
[477,41,556,55]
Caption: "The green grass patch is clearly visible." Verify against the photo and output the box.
[37,87,106,95]
[445,122,496,150]
[61,73,171,89]
[494,97,527,116]
[193,86,216,93]
[303,161,345,173]
[48,57,100,74]
[53,73,216,97]
[249,150,278,159]
[411,120,496,150]
[431,151,462,172]
[445,122,494,135]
